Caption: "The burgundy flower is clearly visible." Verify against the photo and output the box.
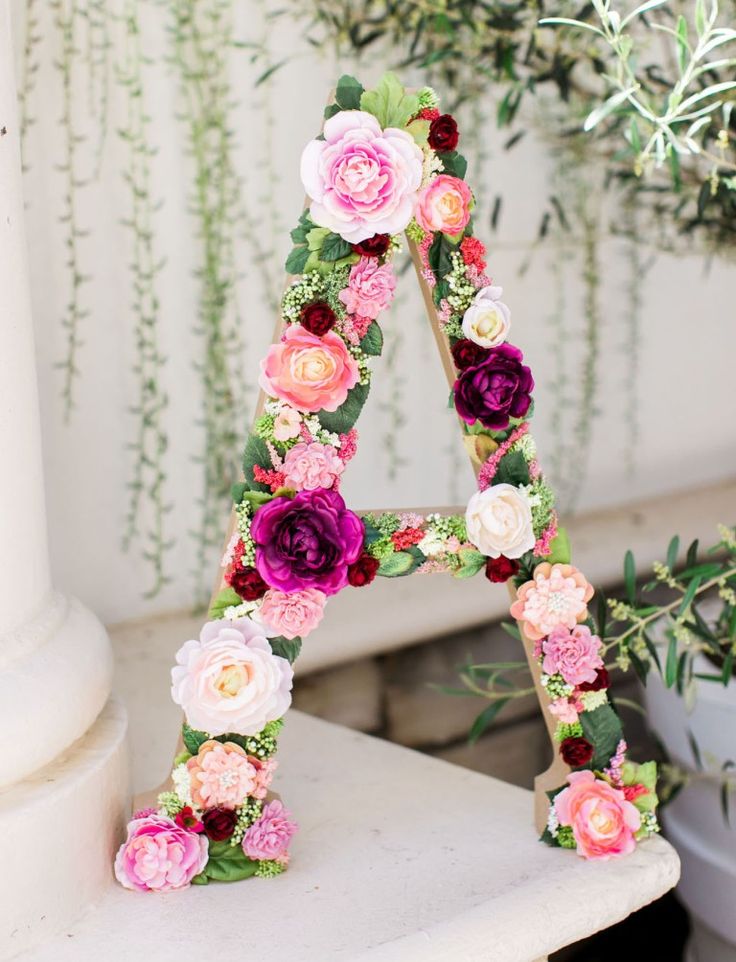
[250,489,364,596]
[451,338,487,371]
[428,113,459,153]
[225,564,268,602]
[453,343,534,431]
[560,736,595,768]
[485,556,519,584]
[352,234,391,258]
[300,300,337,337]
[578,668,610,692]
[347,552,380,587]
[202,807,238,842]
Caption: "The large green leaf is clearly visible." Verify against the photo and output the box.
[359,322,383,357]
[269,635,302,664]
[335,74,364,110]
[377,549,424,577]
[492,449,530,487]
[242,434,273,492]
[453,547,485,579]
[441,150,468,179]
[285,244,310,276]
[580,705,624,770]
[200,841,259,883]
[360,73,419,128]
[182,722,209,756]
[321,232,354,262]
[317,381,370,434]
[427,232,454,285]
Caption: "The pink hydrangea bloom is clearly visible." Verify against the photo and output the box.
[415,174,472,236]
[282,441,344,491]
[554,770,641,860]
[300,110,423,243]
[186,740,257,809]
[114,814,209,892]
[339,257,396,320]
[259,587,327,640]
[542,624,604,686]
[242,799,298,861]
[249,755,278,801]
[510,563,594,642]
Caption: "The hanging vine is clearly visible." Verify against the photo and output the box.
[17,0,42,173]
[83,0,111,177]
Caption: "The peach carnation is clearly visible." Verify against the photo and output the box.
[510,563,594,642]
[554,770,641,861]
[186,740,257,810]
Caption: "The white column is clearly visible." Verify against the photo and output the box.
[0,5,129,957]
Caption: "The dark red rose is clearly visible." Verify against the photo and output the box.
[578,668,610,692]
[453,343,534,431]
[300,300,337,337]
[352,234,391,258]
[202,807,238,842]
[225,564,268,601]
[484,556,519,584]
[451,338,487,371]
[347,552,380,587]
[428,114,459,153]
[560,736,594,768]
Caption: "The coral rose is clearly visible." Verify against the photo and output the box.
[465,483,535,560]
[186,740,257,809]
[554,770,641,860]
[510,563,594,642]
[171,619,294,736]
[339,256,396,320]
[415,174,472,236]
[259,587,327,640]
[259,325,359,414]
[300,110,423,243]
[114,813,209,892]
[282,441,344,491]
[242,799,298,862]
[542,624,604,686]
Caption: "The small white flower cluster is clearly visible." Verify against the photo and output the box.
[171,762,194,809]
[546,805,560,839]
[579,689,609,712]
[540,673,574,699]
[302,414,341,448]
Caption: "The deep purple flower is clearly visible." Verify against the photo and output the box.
[453,342,534,431]
[250,488,364,595]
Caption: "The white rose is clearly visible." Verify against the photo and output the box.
[461,285,511,348]
[465,483,535,559]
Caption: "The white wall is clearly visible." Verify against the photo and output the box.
[11,2,736,624]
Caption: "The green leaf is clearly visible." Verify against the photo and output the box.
[290,211,314,246]
[285,245,311,275]
[665,634,679,687]
[209,587,243,620]
[335,74,364,110]
[406,118,430,146]
[492,449,530,488]
[324,103,341,120]
[580,705,624,769]
[469,698,511,744]
[676,14,689,73]
[317,381,370,434]
[453,547,486,579]
[321,232,353,262]
[231,481,248,505]
[377,550,419,577]
[666,535,680,572]
[441,150,468,179]
[677,574,701,617]
[427,233,455,282]
[307,226,330,252]
[269,635,302,664]
[182,723,209,756]
[359,322,383,357]
[624,549,637,605]
[360,72,419,128]
[202,842,259,883]
[242,434,273,492]
[545,526,571,565]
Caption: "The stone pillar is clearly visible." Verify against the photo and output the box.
[0,4,128,957]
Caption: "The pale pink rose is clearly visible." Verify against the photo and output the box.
[114,814,209,892]
[171,619,294,737]
[259,325,359,414]
[510,563,595,642]
[242,799,298,861]
[273,405,301,442]
[554,770,641,860]
[548,698,580,725]
[415,174,472,236]
[300,110,423,243]
[249,755,278,800]
[339,257,396,320]
[260,588,326,640]
[186,740,257,809]
[542,624,604,686]
[282,441,344,491]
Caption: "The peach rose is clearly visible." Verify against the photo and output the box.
[554,770,641,860]
[415,174,472,236]
[259,325,360,414]
[510,563,594,642]
[186,740,257,809]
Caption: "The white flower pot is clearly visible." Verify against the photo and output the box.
[645,653,736,962]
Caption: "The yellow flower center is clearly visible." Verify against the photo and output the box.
[214,663,250,698]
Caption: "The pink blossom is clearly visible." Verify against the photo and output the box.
[415,174,472,236]
[249,756,278,801]
[260,588,327,640]
[510,563,594,642]
[542,624,604,686]
[282,441,344,491]
[548,698,579,725]
[273,405,301,441]
[242,799,298,861]
[186,740,257,809]
[300,110,423,243]
[339,257,396,320]
[554,770,641,860]
[114,814,208,892]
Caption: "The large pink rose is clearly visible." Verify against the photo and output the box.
[415,174,472,236]
[259,325,359,414]
[171,619,294,736]
[300,110,423,243]
[554,770,641,860]
[242,799,298,862]
[339,257,396,320]
[282,441,344,491]
[114,813,209,892]
[260,588,326,640]
[542,624,604,687]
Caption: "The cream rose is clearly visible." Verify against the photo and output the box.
[465,483,535,559]
[461,286,511,348]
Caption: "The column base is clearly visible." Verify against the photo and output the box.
[0,698,128,960]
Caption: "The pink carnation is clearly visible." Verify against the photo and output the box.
[548,698,579,725]
[510,563,594,642]
[242,799,298,861]
[542,624,604,687]
[339,257,396,320]
[186,740,257,809]
[114,814,209,892]
[260,587,327,640]
[554,770,641,860]
[249,755,278,801]
[415,174,472,236]
[282,441,344,491]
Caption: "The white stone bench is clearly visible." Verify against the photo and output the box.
[21,711,679,962]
